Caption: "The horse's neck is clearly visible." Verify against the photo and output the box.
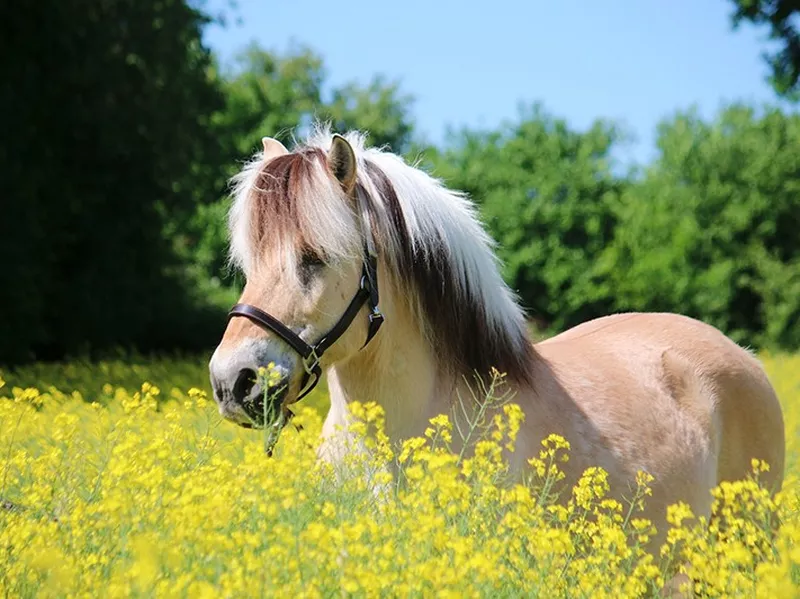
[321,303,454,454]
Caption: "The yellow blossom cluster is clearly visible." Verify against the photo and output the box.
[0,352,798,598]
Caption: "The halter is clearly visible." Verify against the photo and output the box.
[226,188,385,402]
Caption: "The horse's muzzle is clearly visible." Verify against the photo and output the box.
[238,378,290,427]
[209,346,295,429]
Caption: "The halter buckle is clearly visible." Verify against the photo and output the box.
[368,307,384,326]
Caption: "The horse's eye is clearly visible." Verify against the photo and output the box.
[300,250,324,269]
[298,249,325,285]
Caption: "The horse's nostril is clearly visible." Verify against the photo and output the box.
[232,368,258,405]
[211,374,224,403]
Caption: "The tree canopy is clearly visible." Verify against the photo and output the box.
[600,104,800,347]
[730,0,800,98]
[1,0,798,365]
[0,0,225,363]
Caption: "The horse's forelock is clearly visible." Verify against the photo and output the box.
[229,147,362,277]
[250,150,320,250]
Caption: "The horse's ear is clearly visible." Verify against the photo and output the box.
[328,134,357,195]
[261,137,289,161]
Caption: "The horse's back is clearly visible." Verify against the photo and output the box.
[533,312,785,503]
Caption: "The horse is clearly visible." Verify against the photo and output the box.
[208,127,785,557]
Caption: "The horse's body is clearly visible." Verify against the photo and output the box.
[209,128,785,554]
[321,310,784,551]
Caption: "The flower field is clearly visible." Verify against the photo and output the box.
[1,353,798,598]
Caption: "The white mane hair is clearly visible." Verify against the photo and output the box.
[226,124,536,382]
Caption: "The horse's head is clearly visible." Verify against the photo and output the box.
[210,128,536,432]
[209,134,383,428]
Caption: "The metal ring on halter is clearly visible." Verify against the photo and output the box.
[302,348,321,377]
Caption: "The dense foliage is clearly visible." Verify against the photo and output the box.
[427,103,800,346]
[1,0,798,365]
[0,0,226,363]
[1,357,798,596]
[600,105,800,348]
[730,0,800,98]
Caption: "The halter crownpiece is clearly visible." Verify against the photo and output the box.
[226,186,384,403]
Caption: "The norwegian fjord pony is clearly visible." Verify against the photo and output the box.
[209,129,785,554]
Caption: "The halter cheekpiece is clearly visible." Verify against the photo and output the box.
[226,188,385,402]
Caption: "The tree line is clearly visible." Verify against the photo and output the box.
[1,0,797,364]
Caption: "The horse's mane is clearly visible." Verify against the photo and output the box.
[228,125,537,386]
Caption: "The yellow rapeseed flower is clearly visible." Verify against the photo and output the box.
[0,353,797,597]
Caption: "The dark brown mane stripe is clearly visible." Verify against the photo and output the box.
[250,148,327,250]
[362,160,537,388]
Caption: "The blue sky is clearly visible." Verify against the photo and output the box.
[203,0,785,165]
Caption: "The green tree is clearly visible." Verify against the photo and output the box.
[0,0,225,363]
[214,43,326,162]
[430,104,625,333]
[321,75,415,153]
[730,0,800,98]
[600,104,800,348]
[213,43,415,171]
